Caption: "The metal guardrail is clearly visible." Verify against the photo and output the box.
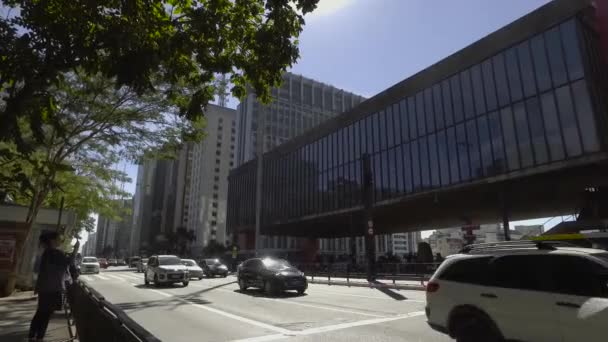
[297,262,441,286]
[67,280,161,342]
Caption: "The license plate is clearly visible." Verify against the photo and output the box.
[170,274,181,279]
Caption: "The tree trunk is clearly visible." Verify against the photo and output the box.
[3,188,47,296]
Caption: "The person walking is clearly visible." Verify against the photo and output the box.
[29,231,79,342]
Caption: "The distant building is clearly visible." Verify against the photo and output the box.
[95,199,132,258]
[130,149,192,256]
[186,104,237,256]
[233,72,365,255]
[392,232,421,256]
[235,72,365,166]
[427,223,544,257]
[82,232,97,256]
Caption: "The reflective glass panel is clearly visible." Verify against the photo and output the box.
[443,79,455,126]
[513,102,534,168]
[525,97,549,165]
[540,91,565,161]
[428,133,440,187]
[517,41,536,97]
[544,26,568,87]
[467,120,482,179]
[471,64,486,115]
[425,88,436,133]
[555,85,582,157]
[500,107,520,171]
[456,123,470,181]
[571,80,600,153]
[460,69,475,119]
[493,53,511,107]
[506,47,524,102]
[416,92,426,135]
[447,126,460,183]
[437,130,450,186]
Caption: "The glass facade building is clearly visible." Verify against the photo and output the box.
[228,4,607,237]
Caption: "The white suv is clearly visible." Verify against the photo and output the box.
[426,241,608,342]
[144,255,189,287]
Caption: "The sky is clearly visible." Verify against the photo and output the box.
[108,0,562,243]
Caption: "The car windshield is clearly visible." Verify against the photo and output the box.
[82,257,97,263]
[159,257,181,265]
[262,258,292,271]
[181,260,196,266]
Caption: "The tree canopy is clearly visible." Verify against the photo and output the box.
[1,0,319,152]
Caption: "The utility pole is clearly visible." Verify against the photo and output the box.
[254,105,266,255]
[362,154,376,281]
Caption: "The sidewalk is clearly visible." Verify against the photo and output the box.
[306,276,427,290]
[0,291,75,342]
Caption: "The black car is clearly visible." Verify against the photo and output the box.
[237,258,307,295]
[201,259,229,277]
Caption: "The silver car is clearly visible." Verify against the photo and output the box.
[80,257,100,274]
[181,259,204,280]
[144,255,189,287]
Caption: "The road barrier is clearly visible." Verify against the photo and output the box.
[67,280,161,342]
[297,262,441,286]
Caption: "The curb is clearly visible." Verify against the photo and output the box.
[307,279,426,291]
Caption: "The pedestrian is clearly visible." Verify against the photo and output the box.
[29,231,79,342]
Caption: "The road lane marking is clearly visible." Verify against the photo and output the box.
[93,275,109,280]
[119,273,141,280]
[297,311,425,335]
[259,297,384,317]
[231,311,426,341]
[80,275,92,282]
[310,290,426,302]
[149,289,294,335]
[105,274,127,281]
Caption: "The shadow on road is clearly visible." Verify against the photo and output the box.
[234,289,307,299]
[372,284,408,301]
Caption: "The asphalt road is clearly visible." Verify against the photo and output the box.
[80,266,451,342]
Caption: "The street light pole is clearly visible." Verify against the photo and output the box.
[254,106,266,255]
[362,154,376,281]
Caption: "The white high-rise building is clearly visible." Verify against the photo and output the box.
[187,104,237,256]
[235,72,365,166]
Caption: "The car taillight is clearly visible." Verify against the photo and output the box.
[426,282,440,293]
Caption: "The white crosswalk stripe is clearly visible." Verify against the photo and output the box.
[93,274,109,280]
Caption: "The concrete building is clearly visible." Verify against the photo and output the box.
[187,104,237,256]
[235,72,366,166]
[95,199,132,258]
[82,232,97,257]
[130,149,192,256]
[392,232,421,256]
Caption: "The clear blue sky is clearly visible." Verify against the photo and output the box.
[117,0,564,240]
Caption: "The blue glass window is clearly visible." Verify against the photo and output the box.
[555,85,582,157]
[572,80,600,153]
[447,126,460,183]
[471,64,486,115]
[433,84,445,130]
[460,69,475,119]
[488,111,507,173]
[493,53,511,108]
[560,19,584,81]
[399,99,409,142]
[416,92,426,136]
[442,79,454,126]
[451,74,464,123]
[477,115,493,176]
[403,143,413,193]
[456,123,470,181]
[525,97,549,165]
[506,47,524,102]
[428,133,440,188]
[437,130,450,186]
[408,97,418,139]
[544,26,568,87]
[531,34,552,92]
[424,88,436,133]
[517,41,536,98]
[411,140,421,191]
[482,59,498,111]
[513,102,534,168]
[467,120,481,179]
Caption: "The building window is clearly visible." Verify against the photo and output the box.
[213,185,219,190]
[213,193,218,199]
[215,167,220,173]
[217,142,221,148]
[211,221,217,226]
[216,150,221,156]
[214,176,219,181]
[212,212,217,217]
[212,202,218,208]
[216,159,221,165]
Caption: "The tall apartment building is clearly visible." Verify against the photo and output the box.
[82,232,97,256]
[94,199,132,258]
[234,72,365,253]
[235,72,366,165]
[129,146,192,256]
[187,104,237,256]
